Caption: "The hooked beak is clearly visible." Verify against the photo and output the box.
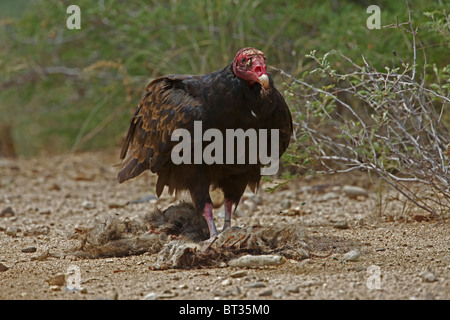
[253,63,269,90]
[257,74,269,90]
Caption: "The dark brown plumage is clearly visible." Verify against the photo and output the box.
[118,47,292,239]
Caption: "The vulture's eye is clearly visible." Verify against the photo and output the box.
[241,57,246,63]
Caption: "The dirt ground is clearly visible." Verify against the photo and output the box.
[0,150,448,300]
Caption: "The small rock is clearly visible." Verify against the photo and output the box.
[21,246,37,253]
[249,195,263,205]
[280,199,291,210]
[233,208,245,217]
[320,192,339,201]
[342,249,361,262]
[0,207,15,218]
[420,269,437,283]
[178,284,189,290]
[0,263,9,272]
[64,285,80,293]
[50,285,61,291]
[5,226,19,237]
[228,254,286,268]
[46,273,66,286]
[285,284,299,293]
[82,201,95,210]
[334,220,349,229]
[221,279,232,286]
[80,287,88,294]
[23,225,50,236]
[273,291,284,299]
[48,183,61,191]
[243,200,256,212]
[108,202,127,209]
[299,259,312,267]
[284,191,298,199]
[258,288,273,296]
[39,209,51,215]
[159,290,178,299]
[142,292,158,300]
[244,282,266,288]
[342,185,368,199]
[230,270,247,278]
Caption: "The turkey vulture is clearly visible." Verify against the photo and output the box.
[118,47,292,239]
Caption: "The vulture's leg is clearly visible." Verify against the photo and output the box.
[203,202,218,238]
[222,199,234,232]
[190,180,218,239]
[221,177,246,232]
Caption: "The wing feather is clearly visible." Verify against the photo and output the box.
[118,76,203,183]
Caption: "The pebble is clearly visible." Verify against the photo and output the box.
[50,285,61,291]
[108,202,127,209]
[342,185,368,199]
[342,249,361,262]
[46,273,66,286]
[420,269,437,283]
[273,291,284,299]
[284,191,298,199]
[249,195,262,205]
[6,226,19,237]
[159,290,178,299]
[21,246,37,253]
[0,207,15,218]
[285,284,300,293]
[39,209,51,215]
[142,292,159,300]
[48,183,61,191]
[243,200,256,212]
[23,225,50,236]
[320,192,339,201]
[334,220,349,229]
[258,288,273,296]
[221,279,232,286]
[298,259,312,267]
[280,199,291,210]
[0,263,9,272]
[230,270,247,278]
[228,254,286,268]
[81,201,95,210]
[233,208,245,217]
[244,281,266,288]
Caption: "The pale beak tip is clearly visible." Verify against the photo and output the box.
[258,74,270,90]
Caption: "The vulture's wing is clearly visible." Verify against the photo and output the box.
[118,75,204,184]
[266,89,293,155]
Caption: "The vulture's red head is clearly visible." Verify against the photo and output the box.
[232,47,269,90]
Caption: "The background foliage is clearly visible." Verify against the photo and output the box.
[0,0,448,156]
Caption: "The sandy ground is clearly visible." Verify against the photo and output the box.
[0,150,448,300]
